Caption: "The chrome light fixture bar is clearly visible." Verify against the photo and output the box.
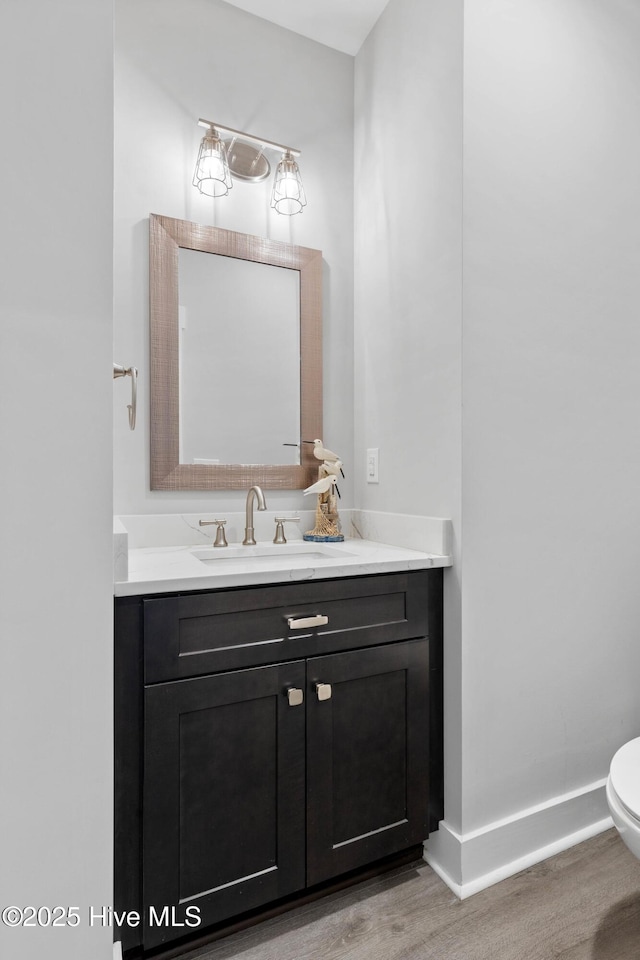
[195,119,307,215]
[197,118,301,158]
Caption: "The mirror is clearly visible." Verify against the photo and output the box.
[149,214,322,490]
[178,249,300,465]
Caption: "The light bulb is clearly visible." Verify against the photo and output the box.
[271,152,307,216]
[192,129,232,198]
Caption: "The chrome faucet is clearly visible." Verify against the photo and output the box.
[243,485,267,545]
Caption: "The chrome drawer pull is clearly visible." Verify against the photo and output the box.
[286,688,304,707]
[316,682,332,701]
[287,615,329,630]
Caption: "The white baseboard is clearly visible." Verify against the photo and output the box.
[424,778,612,898]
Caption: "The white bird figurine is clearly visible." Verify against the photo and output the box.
[303,474,338,497]
[321,459,343,477]
[313,439,341,463]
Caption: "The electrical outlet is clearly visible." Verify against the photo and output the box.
[366,448,379,483]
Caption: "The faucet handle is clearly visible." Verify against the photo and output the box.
[199,518,228,548]
[273,517,300,544]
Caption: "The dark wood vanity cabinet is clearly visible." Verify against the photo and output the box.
[115,570,443,955]
[143,660,307,947]
[306,639,430,885]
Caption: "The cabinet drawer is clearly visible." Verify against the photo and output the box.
[143,572,429,683]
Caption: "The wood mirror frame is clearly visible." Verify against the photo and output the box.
[149,214,322,490]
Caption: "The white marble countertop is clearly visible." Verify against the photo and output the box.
[115,537,452,597]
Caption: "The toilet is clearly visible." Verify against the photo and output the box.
[607,737,640,859]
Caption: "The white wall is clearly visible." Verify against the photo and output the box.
[354,0,463,520]
[0,2,114,958]
[114,0,354,517]
[462,0,640,827]
[354,0,464,828]
[357,0,640,892]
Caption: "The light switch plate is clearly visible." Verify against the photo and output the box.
[367,448,379,483]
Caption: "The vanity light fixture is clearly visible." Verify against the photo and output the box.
[192,126,232,197]
[195,119,307,215]
[271,150,307,216]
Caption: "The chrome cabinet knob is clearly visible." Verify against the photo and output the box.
[286,688,304,707]
[315,682,332,702]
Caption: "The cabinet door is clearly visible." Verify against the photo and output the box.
[143,661,306,950]
[306,639,429,886]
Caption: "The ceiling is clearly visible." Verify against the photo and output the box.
[222,0,390,56]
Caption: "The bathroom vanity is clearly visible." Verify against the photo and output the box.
[111,215,451,956]
[114,536,447,956]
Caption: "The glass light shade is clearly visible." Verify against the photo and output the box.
[270,152,307,216]
[193,130,232,198]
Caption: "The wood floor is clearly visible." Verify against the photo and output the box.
[183,830,640,960]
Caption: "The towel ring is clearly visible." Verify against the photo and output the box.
[113,362,138,430]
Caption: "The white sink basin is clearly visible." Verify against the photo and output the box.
[192,542,354,565]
